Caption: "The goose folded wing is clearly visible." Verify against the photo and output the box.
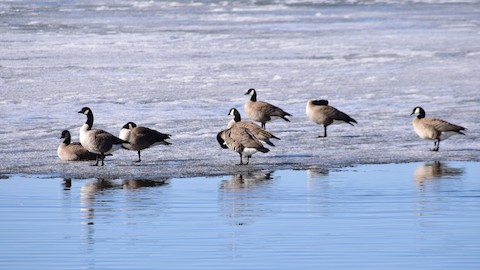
[235,128,264,149]
[256,101,290,117]
[95,131,125,146]
[428,118,466,133]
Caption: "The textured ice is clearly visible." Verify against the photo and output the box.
[0,0,479,179]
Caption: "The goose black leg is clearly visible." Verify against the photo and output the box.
[433,140,440,151]
[100,153,105,166]
[318,126,328,138]
[92,154,100,166]
[237,153,244,165]
[135,151,142,162]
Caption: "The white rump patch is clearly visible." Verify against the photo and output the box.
[269,116,283,122]
[332,120,347,125]
[440,131,457,141]
[242,148,258,157]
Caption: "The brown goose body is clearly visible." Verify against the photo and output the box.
[58,130,97,161]
[306,99,357,137]
[411,106,466,151]
[227,108,280,146]
[244,88,291,129]
[217,126,269,165]
[119,122,171,162]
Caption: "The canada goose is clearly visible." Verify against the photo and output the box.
[411,106,466,151]
[306,99,357,137]
[57,130,97,161]
[78,107,127,166]
[227,108,280,147]
[119,122,171,162]
[217,126,269,165]
[244,88,291,129]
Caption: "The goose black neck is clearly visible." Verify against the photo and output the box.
[417,108,425,119]
[85,111,94,129]
[63,133,71,145]
[250,90,257,102]
[233,110,241,122]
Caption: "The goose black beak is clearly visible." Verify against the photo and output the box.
[78,110,83,113]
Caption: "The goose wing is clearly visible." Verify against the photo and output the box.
[235,121,279,140]
[316,105,356,124]
[255,101,291,117]
[331,108,357,125]
[94,130,125,147]
[425,118,466,133]
[230,126,265,149]
[69,143,97,160]
[132,127,171,145]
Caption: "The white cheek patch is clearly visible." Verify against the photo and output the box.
[414,108,420,114]
[84,109,90,115]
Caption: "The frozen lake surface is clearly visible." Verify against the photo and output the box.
[0,162,479,269]
[0,0,479,179]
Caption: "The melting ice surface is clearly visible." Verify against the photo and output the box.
[0,0,480,178]
[0,162,479,269]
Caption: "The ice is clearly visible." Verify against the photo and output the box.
[0,0,479,179]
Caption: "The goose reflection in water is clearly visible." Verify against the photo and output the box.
[63,178,72,190]
[80,179,117,225]
[306,168,330,190]
[80,179,168,221]
[306,168,329,180]
[219,171,274,226]
[414,161,464,182]
[122,179,168,189]
[220,170,273,191]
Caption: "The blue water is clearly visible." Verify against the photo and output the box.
[0,162,479,269]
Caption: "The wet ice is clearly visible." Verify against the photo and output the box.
[0,0,479,178]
